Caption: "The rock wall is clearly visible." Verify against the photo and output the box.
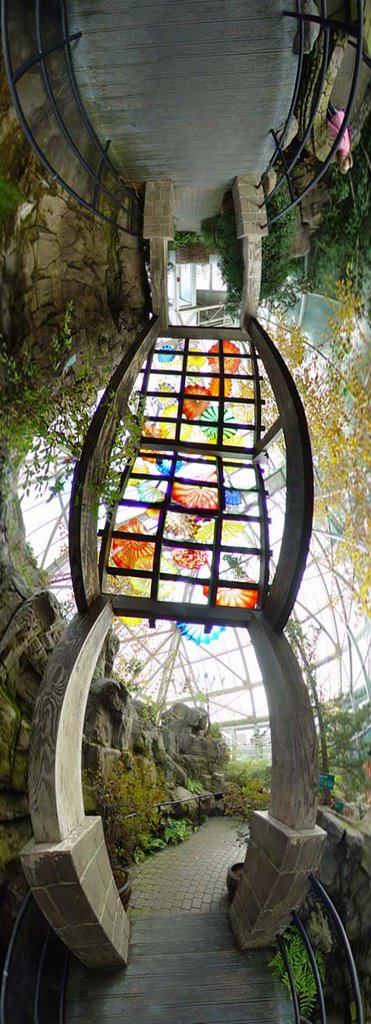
[314,808,371,1022]
[84,693,228,798]
[0,62,149,384]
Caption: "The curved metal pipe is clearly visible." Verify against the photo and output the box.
[292,910,327,1024]
[309,874,364,1024]
[267,0,363,226]
[265,0,330,209]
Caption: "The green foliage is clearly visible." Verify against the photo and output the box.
[223,783,252,820]
[133,835,166,861]
[320,700,371,802]
[224,757,270,823]
[1,301,144,511]
[0,175,23,224]
[200,210,243,315]
[207,721,223,740]
[90,755,165,867]
[163,817,193,844]
[187,778,203,794]
[269,925,326,1019]
[227,753,271,791]
[261,180,297,302]
[169,230,200,250]
[137,697,162,724]
[286,616,371,802]
[308,113,371,303]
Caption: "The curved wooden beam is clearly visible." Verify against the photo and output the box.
[28,597,113,843]
[24,597,131,968]
[69,317,160,613]
[248,316,313,632]
[248,612,318,830]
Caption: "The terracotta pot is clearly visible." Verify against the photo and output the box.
[118,877,131,910]
[113,869,131,910]
[226,862,244,901]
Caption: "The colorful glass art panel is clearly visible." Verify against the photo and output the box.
[103,335,271,639]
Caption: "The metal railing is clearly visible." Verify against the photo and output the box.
[259,0,365,228]
[276,873,364,1024]
[0,890,69,1024]
[124,789,225,830]
[1,0,141,234]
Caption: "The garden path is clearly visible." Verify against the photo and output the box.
[127,816,242,920]
[65,818,294,1024]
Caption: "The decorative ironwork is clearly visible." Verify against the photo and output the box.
[1,0,140,234]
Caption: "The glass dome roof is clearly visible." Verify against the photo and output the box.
[19,428,371,752]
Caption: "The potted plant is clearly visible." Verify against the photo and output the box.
[112,865,131,910]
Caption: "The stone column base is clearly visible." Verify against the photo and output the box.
[143,180,175,239]
[232,176,268,239]
[21,816,130,968]
[229,811,325,949]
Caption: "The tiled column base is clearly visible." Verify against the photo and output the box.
[21,816,129,968]
[240,236,262,322]
[143,180,175,239]
[149,238,169,328]
[232,176,268,239]
[229,811,325,949]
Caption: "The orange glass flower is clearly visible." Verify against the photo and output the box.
[172,548,209,570]
[207,341,241,374]
[208,377,232,398]
[112,519,154,569]
[172,472,218,510]
[202,584,258,607]
[183,384,211,420]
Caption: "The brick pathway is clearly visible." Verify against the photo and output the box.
[127,816,243,920]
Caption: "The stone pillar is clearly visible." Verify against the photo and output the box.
[22,817,130,968]
[229,613,325,950]
[229,811,325,949]
[232,176,267,240]
[232,176,267,322]
[143,180,175,328]
[22,598,130,968]
[143,180,175,240]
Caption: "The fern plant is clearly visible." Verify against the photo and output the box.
[163,817,193,844]
[187,778,203,794]
[269,925,326,1020]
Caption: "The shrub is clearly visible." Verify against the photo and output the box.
[261,180,297,302]
[163,817,193,844]
[226,753,271,791]
[91,755,166,867]
[223,783,251,820]
[308,112,371,303]
[200,210,243,315]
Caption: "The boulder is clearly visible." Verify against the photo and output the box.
[291,223,311,259]
[163,755,188,789]
[86,677,136,750]
[166,785,197,819]
[82,739,121,777]
[293,0,320,55]
[263,167,277,197]
[275,115,299,151]
[312,807,371,1017]
[162,702,208,736]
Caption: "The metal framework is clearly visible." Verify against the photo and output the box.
[1,0,141,233]
[98,334,271,628]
